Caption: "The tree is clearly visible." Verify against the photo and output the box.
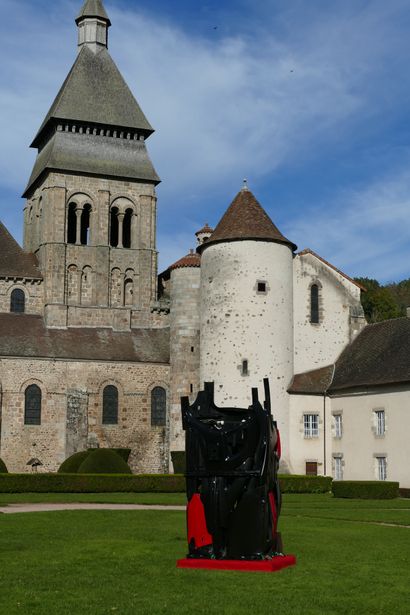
[355,277,402,323]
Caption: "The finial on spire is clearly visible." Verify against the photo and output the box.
[76,0,111,53]
[241,178,249,191]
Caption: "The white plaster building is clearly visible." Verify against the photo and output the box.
[164,185,410,487]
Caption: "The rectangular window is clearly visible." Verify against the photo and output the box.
[334,414,343,438]
[333,457,343,480]
[242,360,249,376]
[377,457,387,481]
[375,410,385,436]
[306,462,318,476]
[304,414,319,438]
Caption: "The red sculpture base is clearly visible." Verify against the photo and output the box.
[177,554,296,573]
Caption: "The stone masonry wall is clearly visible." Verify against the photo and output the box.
[0,278,44,315]
[169,266,201,456]
[0,357,170,473]
[25,172,159,329]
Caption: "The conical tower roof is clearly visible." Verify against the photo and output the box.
[198,186,297,253]
[169,250,201,271]
[76,0,111,25]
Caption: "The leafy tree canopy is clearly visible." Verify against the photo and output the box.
[355,277,409,323]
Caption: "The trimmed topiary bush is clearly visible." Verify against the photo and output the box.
[332,480,399,499]
[77,449,132,474]
[112,448,131,463]
[58,448,132,473]
[171,451,186,474]
[58,450,92,474]
[0,473,185,493]
[0,458,8,473]
[279,474,332,494]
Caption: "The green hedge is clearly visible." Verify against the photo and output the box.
[279,474,332,494]
[0,473,185,493]
[171,452,186,474]
[0,458,8,473]
[0,473,331,494]
[332,480,399,499]
[77,449,132,474]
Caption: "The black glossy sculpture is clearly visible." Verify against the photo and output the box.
[179,379,288,565]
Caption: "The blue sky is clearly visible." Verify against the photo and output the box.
[1,0,410,281]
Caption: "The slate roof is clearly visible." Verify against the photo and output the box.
[24,131,160,196]
[31,46,153,148]
[0,314,170,363]
[0,222,42,279]
[199,189,297,253]
[76,0,111,25]
[169,251,201,271]
[330,318,410,391]
[289,318,410,394]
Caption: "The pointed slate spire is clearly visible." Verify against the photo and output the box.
[198,185,297,253]
[76,0,111,24]
[76,0,111,52]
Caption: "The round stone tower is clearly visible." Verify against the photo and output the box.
[168,249,202,455]
[198,184,297,469]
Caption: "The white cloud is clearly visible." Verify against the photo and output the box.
[288,165,410,282]
[0,0,409,279]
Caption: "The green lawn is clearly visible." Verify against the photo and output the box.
[0,495,409,615]
[0,491,187,506]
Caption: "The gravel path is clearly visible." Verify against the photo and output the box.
[0,503,185,514]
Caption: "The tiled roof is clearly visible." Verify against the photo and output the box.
[195,224,214,236]
[0,314,170,364]
[289,317,410,394]
[297,249,366,291]
[199,188,297,252]
[288,365,334,395]
[169,251,201,271]
[0,222,42,279]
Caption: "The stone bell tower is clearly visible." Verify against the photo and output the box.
[23,0,160,330]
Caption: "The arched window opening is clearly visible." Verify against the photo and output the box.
[24,384,42,425]
[67,265,79,305]
[67,203,77,244]
[123,209,133,249]
[110,207,119,247]
[110,268,122,307]
[310,284,319,324]
[124,278,133,306]
[103,385,118,424]
[151,387,166,427]
[10,289,25,314]
[80,204,91,245]
[81,266,93,306]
